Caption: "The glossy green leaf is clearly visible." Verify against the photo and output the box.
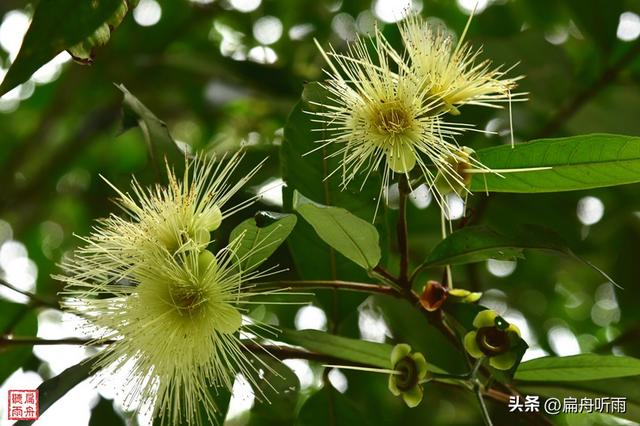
[470,134,640,193]
[151,387,231,425]
[294,192,381,270]
[424,226,525,267]
[15,357,99,426]
[278,329,393,369]
[0,0,123,96]
[422,224,618,286]
[515,354,640,381]
[229,211,297,272]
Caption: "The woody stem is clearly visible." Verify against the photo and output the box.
[397,174,410,288]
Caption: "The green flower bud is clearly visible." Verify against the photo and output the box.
[387,144,417,174]
[433,146,475,196]
[197,250,218,276]
[198,205,223,232]
[193,227,211,246]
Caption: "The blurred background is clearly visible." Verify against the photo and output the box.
[1,0,640,425]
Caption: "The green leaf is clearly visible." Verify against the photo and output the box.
[296,387,369,426]
[516,376,640,422]
[279,329,393,369]
[0,0,124,96]
[470,134,640,193]
[422,224,618,286]
[0,303,38,384]
[515,354,640,381]
[116,84,183,168]
[294,192,381,270]
[15,357,99,426]
[229,211,297,272]
[424,226,525,267]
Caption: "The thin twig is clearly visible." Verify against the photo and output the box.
[0,278,59,309]
[397,175,410,287]
[0,337,113,346]
[372,265,399,285]
[475,387,494,426]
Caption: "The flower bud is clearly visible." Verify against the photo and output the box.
[419,281,448,312]
[198,205,223,232]
[197,250,218,276]
[387,144,417,174]
[433,146,475,196]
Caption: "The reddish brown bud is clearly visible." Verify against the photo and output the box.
[419,280,448,312]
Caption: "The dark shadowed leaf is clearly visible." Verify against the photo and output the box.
[0,303,37,384]
[0,0,123,96]
[89,397,125,426]
[117,84,184,168]
[15,357,99,426]
[422,224,618,286]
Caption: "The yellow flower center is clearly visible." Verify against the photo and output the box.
[169,283,206,316]
[375,105,411,135]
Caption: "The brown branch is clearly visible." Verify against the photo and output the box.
[397,175,410,287]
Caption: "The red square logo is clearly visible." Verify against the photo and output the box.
[8,390,39,421]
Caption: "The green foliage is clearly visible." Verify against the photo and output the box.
[0,0,124,96]
[515,354,640,381]
[296,387,369,426]
[423,224,618,285]
[471,134,640,192]
[117,83,184,169]
[294,192,382,271]
[229,211,297,272]
[279,329,393,369]
[1,1,640,425]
